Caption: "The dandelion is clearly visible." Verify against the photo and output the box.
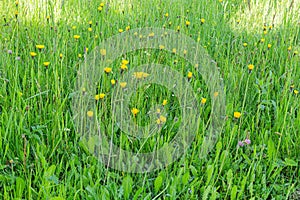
[187,71,193,79]
[126,26,130,31]
[260,38,265,43]
[200,18,205,24]
[131,108,139,116]
[98,6,103,11]
[100,49,106,56]
[293,51,298,56]
[248,64,254,72]
[118,29,123,33]
[176,26,180,32]
[172,48,176,54]
[159,115,167,123]
[87,111,94,117]
[183,49,187,55]
[159,45,165,50]
[36,44,45,50]
[263,30,267,35]
[169,21,172,26]
[74,35,80,40]
[173,60,178,64]
[120,64,128,71]
[120,82,127,88]
[88,27,92,32]
[122,59,129,65]
[78,54,82,58]
[15,11,18,18]
[243,43,248,47]
[59,53,63,58]
[236,19,241,24]
[186,20,190,27]
[234,111,241,119]
[288,46,292,51]
[148,32,155,37]
[100,2,105,7]
[46,16,50,21]
[133,72,149,79]
[72,26,77,30]
[43,62,50,67]
[165,13,169,17]
[201,98,207,104]
[162,99,168,106]
[15,1,19,6]
[30,52,37,58]
[104,67,112,73]
[88,21,92,26]
[267,44,272,49]
[156,109,161,114]
[95,93,105,100]
[294,90,299,95]
[111,79,116,85]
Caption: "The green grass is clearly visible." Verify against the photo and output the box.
[0,0,299,199]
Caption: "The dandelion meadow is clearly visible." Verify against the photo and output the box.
[0,0,299,199]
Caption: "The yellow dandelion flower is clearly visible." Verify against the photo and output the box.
[88,28,92,32]
[156,119,161,124]
[120,64,128,70]
[43,62,50,67]
[260,38,265,43]
[201,98,207,104]
[288,46,292,51]
[74,35,80,39]
[248,64,254,71]
[98,6,103,11]
[148,32,155,37]
[120,82,127,88]
[122,59,129,65]
[100,49,106,56]
[88,21,92,25]
[234,111,241,119]
[118,29,123,33]
[267,44,272,49]
[263,30,267,35]
[294,90,299,95]
[78,54,82,58]
[104,67,112,73]
[72,26,77,30]
[187,71,193,79]
[126,26,130,31]
[111,79,116,85]
[159,115,167,123]
[243,43,248,47]
[159,45,165,50]
[172,48,176,54]
[186,21,190,26]
[294,51,298,55]
[133,72,149,79]
[156,108,161,114]
[87,111,94,117]
[95,93,105,100]
[59,53,63,58]
[200,18,205,24]
[165,13,169,17]
[36,45,45,50]
[162,99,167,106]
[30,52,37,57]
[131,108,139,116]
[100,2,105,7]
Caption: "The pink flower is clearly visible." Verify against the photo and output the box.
[244,138,251,145]
[238,141,244,147]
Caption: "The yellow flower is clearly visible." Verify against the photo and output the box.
[294,90,299,95]
[87,111,94,117]
[186,21,190,26]
[118,29,123,33]
[126,26,130,31]
[88,28,92,32]
[36,45,45,50]
[15,11,18,17]
[59,53,63,58]
[159,45,165,50]
[187,71,193,79]
[30,52,37,57]
[100,2,105,7]
[133,72,149,79]
[100,49,106,56]
[267,44,272,49]
[294,51,298,55]
[176,26,180,31]
[236,19,241,23]
[88,21,92,25]
[156,108,161,114]
[104,67,112,73]
[243,43,247,47]
[74,35,80,39]
[72,26,77,30]
[120,82,127,88]
[165,13,169,17]
[183,49,187,55]
[260,38,265,43]
[78,54,82,58]
[122,59,129,65]
[248,64,254,71]
[148,32,155,37]
[15,1,19,6]
[201,98,207,104]
[95,93,105,100]
[43,62,50,67]
[162,99,167,106]
[98,6,103,11]
[213,92,219,97]
[131,108,139,116]
[234,111,241,119]
[288,46,292,51]
[111,79,116,85]
[200,18,205,24]
[120,64,128,70]
[172,48,176,54]
[159,115,167,123]
[156,119,161,124]
[263,30,267,35]
[46,16,50,20]
[169,22,172,26]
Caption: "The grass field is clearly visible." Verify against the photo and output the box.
[0,0,299,199]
